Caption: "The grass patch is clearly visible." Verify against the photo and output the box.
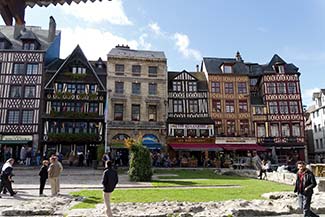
[70,169,293,209]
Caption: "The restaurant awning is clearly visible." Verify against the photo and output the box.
[221,144,267,151]
[144,143,162,150]
[169,144,223,151]
[0,140,31,145]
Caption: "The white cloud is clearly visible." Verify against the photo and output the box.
[148,22,162,35]
[138,34,152,50]
[60,27,138,60]
[60,0,132,25]
[173,32,201,61]
[302,87,319,107]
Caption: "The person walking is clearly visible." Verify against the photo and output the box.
[48,156,63,196]
[39,160,49,196]
[294,161,319,217]
[102,160,118,217]
[0,158,17,197]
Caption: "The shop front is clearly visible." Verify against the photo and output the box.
[0,135,33,162]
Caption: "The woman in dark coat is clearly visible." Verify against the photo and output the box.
[39,160,49,196]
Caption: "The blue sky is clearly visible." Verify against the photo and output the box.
[1,0,324,106]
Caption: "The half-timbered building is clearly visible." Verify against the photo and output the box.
[250,54,305,162]
[167,70,216,166]
[0,17,60,161]
[201,52,264,154]
[42,45,106,160]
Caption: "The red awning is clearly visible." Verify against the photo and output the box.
[221,144,267,151]
[169,144,223,151]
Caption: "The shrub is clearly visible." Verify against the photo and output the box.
[126,137,152,182]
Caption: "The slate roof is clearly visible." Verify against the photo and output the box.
[0,25,60,50]
[203,54,299,76]
[108,46,166,60]
[168,70,208,91]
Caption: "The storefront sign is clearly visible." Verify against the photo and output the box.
[2,135,33,141]
[172,124,212,129]
[216,137,256,144]
[167,137,215,144]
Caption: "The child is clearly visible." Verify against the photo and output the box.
[39,160,49,196]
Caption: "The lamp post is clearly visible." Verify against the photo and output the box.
[104,89,112,153]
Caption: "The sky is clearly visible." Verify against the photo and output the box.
[1,0,325,107]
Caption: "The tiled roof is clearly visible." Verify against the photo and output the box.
[108,47,166,60]
[25,0,109,7]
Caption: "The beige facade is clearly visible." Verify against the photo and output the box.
[106,45,167,149]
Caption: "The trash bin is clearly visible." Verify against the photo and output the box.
[92,160,98,169]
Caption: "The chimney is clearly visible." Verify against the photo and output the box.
[14,24,25,39]
[48,16,56,42]
[196,64,199,72]
[236,51,243,62]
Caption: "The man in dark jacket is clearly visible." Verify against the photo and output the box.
[101,160,118,217]
[294,161,319,217]
[39,160,49,196]
[0,158,16,197]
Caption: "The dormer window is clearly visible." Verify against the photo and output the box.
[0,41,6,49]
[23,42,36,50]
[278,65,285,73]
[72,67,86,74]
[222,65,232,73]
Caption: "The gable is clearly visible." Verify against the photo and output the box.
[173,71,197,81]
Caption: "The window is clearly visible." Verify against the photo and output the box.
[200,129,209,137]
[257,124,266,137]
[64,122,74,133]
[89,122,98,134]
[238,82,247,94]
[115,64,124,74]
[0,41,6,49]
[222,65,232,73]
[211,82,220,93]
[215,120,222,135]
[175,129,184,137]
[189,100,198,113]
[268,83,276,94]
[75,122,87,133]
[10,86,22,98]
[270,124,279,137]
[187,129,197,137]
[148,66,158,77]
[148,105,157,121]
[26,64,38,75]
[7,110,19,124]
[277,83,286,94]
[49,121,59,133]
[22,110,33,124]
[250,78,257,86]
[278,65,285,73]
[23,42,36,50]
[255,106,264,115]
[226,120,235,136]
[212,100,221,112]
[132,65,141,76]
[76,84,85,94]
[318,124,321,132]
[66,102,74,112]
[269,102,278,114]
[115,82,124,94]
[24,86,35,98]
[225,82,234,94]
[131,104,140,121]
[289,101,299,114]
[279,101,289,114]
[67,84,76,93]
[148,83,157,95]
[292,124,300,137]
[225,100,235,113]
[188,81,197,92]
[316,139,319,149]
[89,84,96,93]
[89,103,98,113]
[57,83,63,92]
[13,63,25,74]
[239,120,249,136]
[132,83,141,95]
[72,67,86,74]
[114,104,123,120]
[239,100,248,112]
[51,102,61,112]
[317,110,319,117]
[321,139,324,149]
[174,100,183,113]
[314,125,317,132]
[281,124,290,137]
[288,82,297,94]
[173,81,182,91]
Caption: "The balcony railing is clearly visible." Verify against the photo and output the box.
[48,111,102,119]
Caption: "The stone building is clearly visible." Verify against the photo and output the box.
[106,45,167,154]
[0,17,60,161]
